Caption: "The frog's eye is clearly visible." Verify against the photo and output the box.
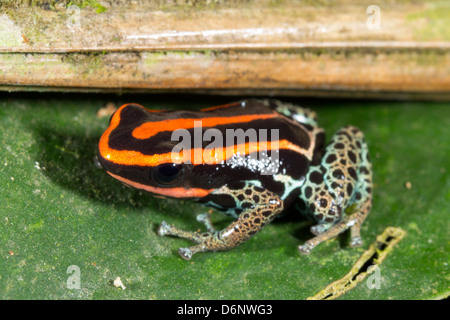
[152,163,184,186]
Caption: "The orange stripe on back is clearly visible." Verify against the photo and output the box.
[100,139,310,167]
[132,113,278,140]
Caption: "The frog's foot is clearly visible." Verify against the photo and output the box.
[157,222,210,260]
[157,184,284,260]
[297,126,373,254]
[157,220,172,237]
[349,221,363,247]
[158,212,217,260]
[298,213,364,254]
[158,212,216,239]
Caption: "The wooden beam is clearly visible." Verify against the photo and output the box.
[0,1,449,99]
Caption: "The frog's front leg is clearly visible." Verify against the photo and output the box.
[158,182,283,260]
[297,126,373,254]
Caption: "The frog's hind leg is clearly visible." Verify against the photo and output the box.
[297,126,373,254]
[158,182,283,260]
[346,127,373,247]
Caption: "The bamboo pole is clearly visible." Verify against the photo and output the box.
[0,1,449,99]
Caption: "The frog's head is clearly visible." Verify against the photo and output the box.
[98,103,219,199]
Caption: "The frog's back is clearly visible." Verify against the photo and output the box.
[198,99,317,155]
[193,99,324,210]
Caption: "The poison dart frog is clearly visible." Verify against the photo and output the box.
[98,99,373,260]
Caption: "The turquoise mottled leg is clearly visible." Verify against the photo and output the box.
[271,99,319,127]
[297,126,373,254]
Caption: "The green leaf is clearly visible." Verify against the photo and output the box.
[0,95,448,299]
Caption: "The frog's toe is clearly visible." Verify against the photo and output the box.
[178,244,209,260]
[298,243,313,255]
[178,247,193,260]
[350,236,363,247]
[157,221,171,236]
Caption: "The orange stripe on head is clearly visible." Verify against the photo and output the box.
[98,103,129,160]
[98,103,168,166]
[107,172,213,198]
